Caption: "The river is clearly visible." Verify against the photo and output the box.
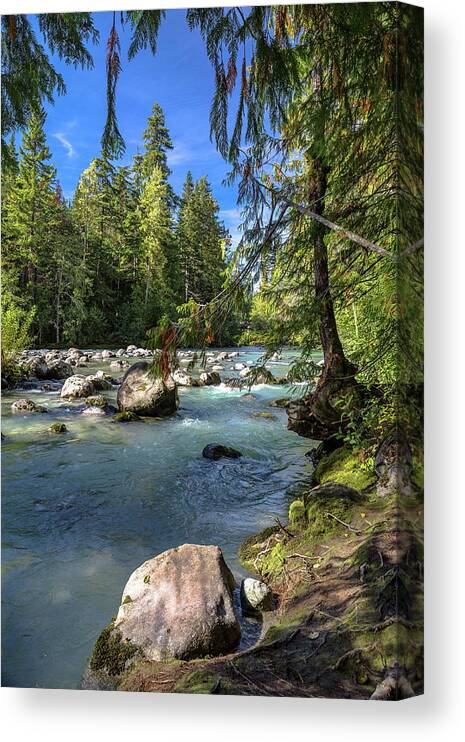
[1,346,318,689]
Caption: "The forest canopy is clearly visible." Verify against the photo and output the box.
[1,3,423,445]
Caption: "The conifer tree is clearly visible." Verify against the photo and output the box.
[3,108,58,341]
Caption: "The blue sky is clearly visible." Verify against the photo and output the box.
[30,10,243,245]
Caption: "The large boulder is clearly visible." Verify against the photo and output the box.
[61,374,95,399]
[22,356,49,380]
[112,544,241,661]
[117,361,178,417]
[47,359,73,380]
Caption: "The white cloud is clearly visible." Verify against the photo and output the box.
[53,132,76,159]
[219,208,242,222]
[167,141,194,166]
[167,140,219,167]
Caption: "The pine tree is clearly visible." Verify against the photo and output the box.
[3,108,59,341]
[176,171,195,302]
[138,164,176,328]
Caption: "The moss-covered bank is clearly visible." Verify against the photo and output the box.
[86,442,423,699]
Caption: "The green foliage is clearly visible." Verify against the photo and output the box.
[1,298,35,382]
[1,100,235,348]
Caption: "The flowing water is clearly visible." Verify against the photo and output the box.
[1,347,319,689]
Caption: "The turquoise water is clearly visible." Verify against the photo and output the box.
[1,347,317,689]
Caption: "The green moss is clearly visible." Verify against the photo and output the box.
[261,610,308,645]
[113,411,141,423]
[314,446,376,491]
[252,411,276,419]
[90,622,139,677]
[238,525,280,568]
[85,395,107,408]
[49,422,67,434]
[143,575,150,584]
[122,595,132,604]
[305,495,355,544]
[174,670,225,694]
[288,499,306,529]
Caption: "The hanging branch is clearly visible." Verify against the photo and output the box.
[102,12,125,159]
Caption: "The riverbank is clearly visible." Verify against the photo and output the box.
[85,438,424,699]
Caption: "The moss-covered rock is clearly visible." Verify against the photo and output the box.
[238,525,280,569]
[85,395,107,408]
[288,499,306,528]
[49,422,67,434]
[305,492,356,544]
[268,397,291,408]
[113,411,141,423]
[314,446,376,491]
[90,622,139,677]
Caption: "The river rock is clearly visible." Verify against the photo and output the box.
[126,345,137,353]
[199,371,221,386]
[202,444,242,460]
[269,397,291,408]
[45,350,61,364]
[88,372,114,391]
[117,361,178,417]
[11,398,48,413]
[172,369,198,387]
[47,359,73,379]
[101,350,114,359]
[22,356,49,380]
[112,544,240,661]
[240,578,272,614]
[61,375,95,399]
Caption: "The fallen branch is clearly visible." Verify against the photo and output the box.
[274,516,294,538]
[325,512,362,533]
[327,643,377,673]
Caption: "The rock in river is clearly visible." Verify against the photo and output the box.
[61,375,95,399]
[109,544,241,662]
[172,369,199,387]
[199,371,221,386]
[202,444,242,460]
[11,398,48,414]
[117,361,178,417]
[240,578,272,614]
[47,359,73,380]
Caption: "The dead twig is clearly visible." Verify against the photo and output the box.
[325,512,363,533]
[274,516,294,538]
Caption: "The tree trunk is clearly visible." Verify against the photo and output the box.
[287,158,358,440]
